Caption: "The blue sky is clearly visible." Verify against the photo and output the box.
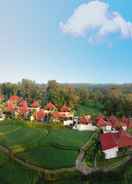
[0,0,132,83]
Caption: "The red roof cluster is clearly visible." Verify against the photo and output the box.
[100,131,132,151]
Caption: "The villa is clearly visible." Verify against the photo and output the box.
[73,115,97,131]
[100,131,132,159]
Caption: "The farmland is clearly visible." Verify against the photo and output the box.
[0,152,39,184]
[0,120,93,170]
[1,120,132,184]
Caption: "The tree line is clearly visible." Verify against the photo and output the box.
[1,79,132,117]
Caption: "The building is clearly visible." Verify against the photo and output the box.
[100,131,132,159]
[45,102,56,111]
[73,115,97,131]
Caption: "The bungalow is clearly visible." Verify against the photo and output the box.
[103,121,112,132]
[9,95,20,102]
[96,115,107,129]
[73,115,97,131]
[51,104,74,124]
[18,100,29,119]
[122,123,127,131]
[32,101,39,108]
[60,105,70,112]
[52,111,73,122]
[100,131,132,159]
[45,102,56,111]
[35,109,46,122]
[100,133,118,159]
[6,101,15,112]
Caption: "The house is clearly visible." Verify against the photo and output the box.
[64,119,74,126]
[32,101,39,108]
[9,95,20,102]
[60,105,70,112]
[51,104,73,123]
[122,123,127,131]
[45,102,56,111]
[35,109,46,122]
[100,131,132,159]
[18,100,29,119]
[19,100,29,113]
[108,115,122,130]
[52,111,73,122]
[96,115,107,129]
[121,117,129,131]
[105,121,112,132]
[6,101,15,112]
[100,133,119,159]
[73,115,97,131]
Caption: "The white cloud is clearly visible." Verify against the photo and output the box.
[60,0,132,42]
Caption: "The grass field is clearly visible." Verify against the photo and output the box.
[0,120,94,169]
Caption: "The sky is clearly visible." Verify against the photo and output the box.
[0,0,132,84]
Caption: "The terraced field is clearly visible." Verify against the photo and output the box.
[0,152,39,184]
[0,120,94,169]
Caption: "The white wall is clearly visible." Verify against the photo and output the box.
[64,120,73,126]
[103,147,118,159]
[73,123,97,131]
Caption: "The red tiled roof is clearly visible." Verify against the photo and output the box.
[100,133,118,151]
[96,115,106,127]
[115,131,132,148]
[100,131,132,151]
[122,117,129,127]
[96,119,106,127]
[60,105,70,112]
[80,116,91,124]
[36,109,45,121]
[6,101,15,112]
[46,102,56,111]
[109,115,118,127]
[19,100,28,113]
[52,112,67,119]
[128,119,132,128]
[32,101,39,108]
[9,96,19,101]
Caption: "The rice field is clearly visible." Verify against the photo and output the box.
[0,120,94,169]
